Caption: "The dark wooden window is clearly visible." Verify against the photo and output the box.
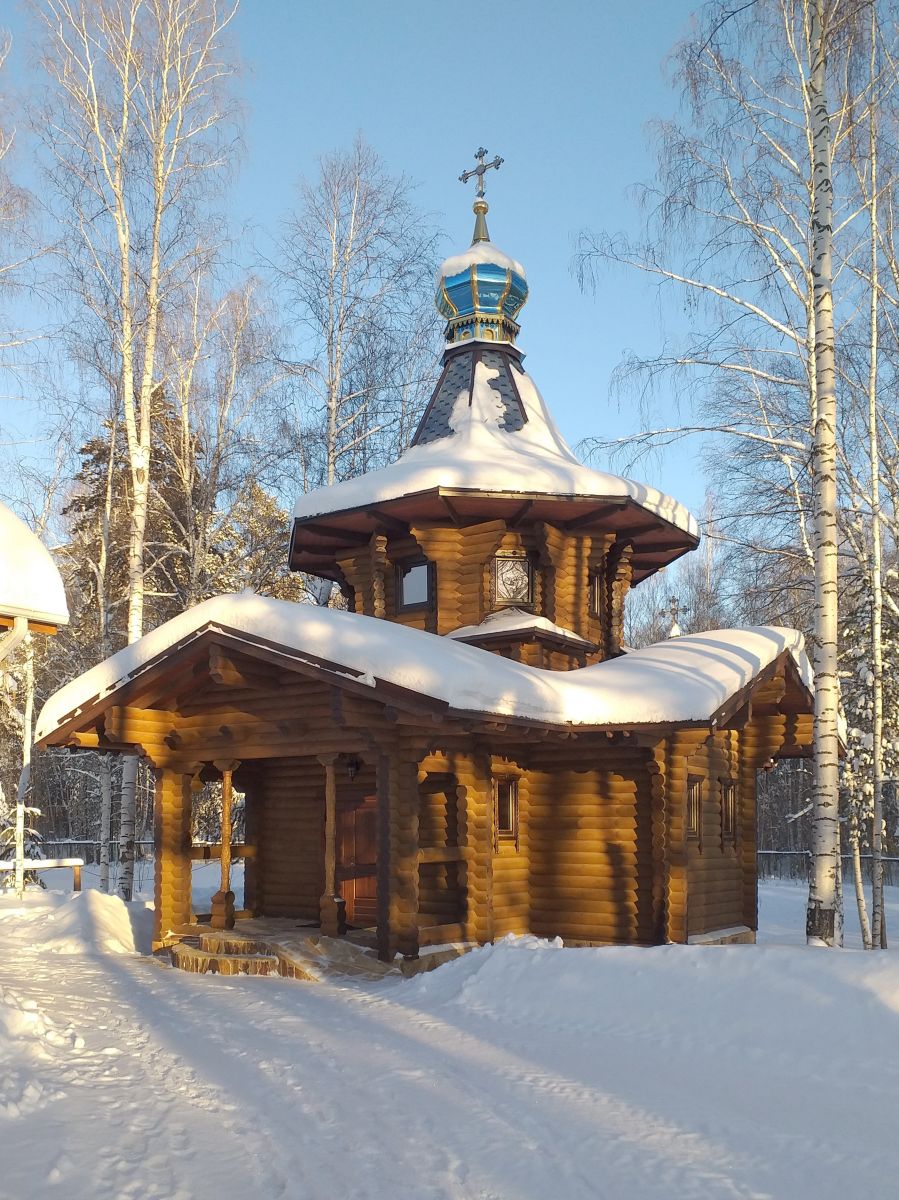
[721,780,737,844]
[686,776,702,841]
[493,555,533,607]
[396,559,432,611]
[493,777,519,845]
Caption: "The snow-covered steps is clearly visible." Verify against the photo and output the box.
[169,939,284,978]
[166,926,397,982]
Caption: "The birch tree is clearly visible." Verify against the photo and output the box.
[274,137,440,495]
[578,0,880,945]
[34,0,239,898]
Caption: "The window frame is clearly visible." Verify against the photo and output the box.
[686,775,703,843]
[493,553,534,609]
[395,558,434,613]
[493,776,520,850]
[589,571,603,618]
[720,779,738,847]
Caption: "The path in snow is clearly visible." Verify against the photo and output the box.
[1,883,899,1200]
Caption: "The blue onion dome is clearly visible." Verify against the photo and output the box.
[435,199,529,345]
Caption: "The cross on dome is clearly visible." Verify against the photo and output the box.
[459,147,504,199]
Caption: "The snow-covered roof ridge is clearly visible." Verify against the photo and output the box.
[438,240,527,281]
[447,608,595,649]
[293,356,699,540]
[35,593,810,744]
[0,501,69,627]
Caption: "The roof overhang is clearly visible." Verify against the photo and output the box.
[35,598,815,762]
[289,488,699,584]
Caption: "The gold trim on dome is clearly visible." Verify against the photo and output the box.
[497,268,512,312]
[470,264,480,310]
[440,279,458,317]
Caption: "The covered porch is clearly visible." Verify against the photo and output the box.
[34,617,483,962]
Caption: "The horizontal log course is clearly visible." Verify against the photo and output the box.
[492,868,530,882]
[688,865,744,882]
[528,852,648,870]
[530,792,643,811]
[529,905,643,925]
[688,905,744,925]
[530,920,645,941]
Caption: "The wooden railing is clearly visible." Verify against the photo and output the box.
[190,843,255,861]
[0,858,84,890]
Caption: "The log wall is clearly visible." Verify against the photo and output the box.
[153,769,192,947]
[525,748,657,945]
[683,730,745,938]
[255,757,325,920]
[491,757,530,937]
[331,520,625,664]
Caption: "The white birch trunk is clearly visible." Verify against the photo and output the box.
[14,635,34,900]
[806,0,842,947]
[99,756,112,894]
[849,812,873,949]
[866,46,886,947]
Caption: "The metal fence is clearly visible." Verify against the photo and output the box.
[758,849,899,886]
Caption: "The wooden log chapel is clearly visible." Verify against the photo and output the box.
[35,176,814,964]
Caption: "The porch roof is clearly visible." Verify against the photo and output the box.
[36,592,813,746]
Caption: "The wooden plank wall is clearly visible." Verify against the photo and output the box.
[255,757,324,920]
[491,760,530,937]
[683,731,745,937]
[526,749,656,944]
[417,778,464,927]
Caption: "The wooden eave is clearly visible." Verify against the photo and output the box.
[0,613,61,635]
[451,626,599,655]
[289,488,698,584]
[37,624,814,761]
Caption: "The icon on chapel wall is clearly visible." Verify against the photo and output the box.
[495,556,533,606]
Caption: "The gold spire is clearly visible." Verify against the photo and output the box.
[472,198,490,244]
[459,148,503,244]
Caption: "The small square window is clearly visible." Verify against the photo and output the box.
[686,776,702,840]
[494,777,519,842]
[721,781,737,843]
[494,555,533,607]
[397,560,431,611]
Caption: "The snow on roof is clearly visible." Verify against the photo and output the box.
[0,501,69,627]
[438,240,526,281]
[35,592,809,743]
[447,608,595,649]
[293,356,699,539]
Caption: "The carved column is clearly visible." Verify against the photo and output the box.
[370,533,388,619]
[605,541,633,658]
[318,753,345,936]
[211,760,240,930]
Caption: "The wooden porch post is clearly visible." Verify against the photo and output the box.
[211,760,240,930]
[374,740,420,962]
[318,754,345,937]
[153,769,192,950]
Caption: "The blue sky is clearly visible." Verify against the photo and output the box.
[3,0,706,516]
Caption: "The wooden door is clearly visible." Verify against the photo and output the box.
[337,796,378,927]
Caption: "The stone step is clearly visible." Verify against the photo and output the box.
[170,942,281,977]
[198,933,270,956]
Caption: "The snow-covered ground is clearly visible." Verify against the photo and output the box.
[1,879,897,1200]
